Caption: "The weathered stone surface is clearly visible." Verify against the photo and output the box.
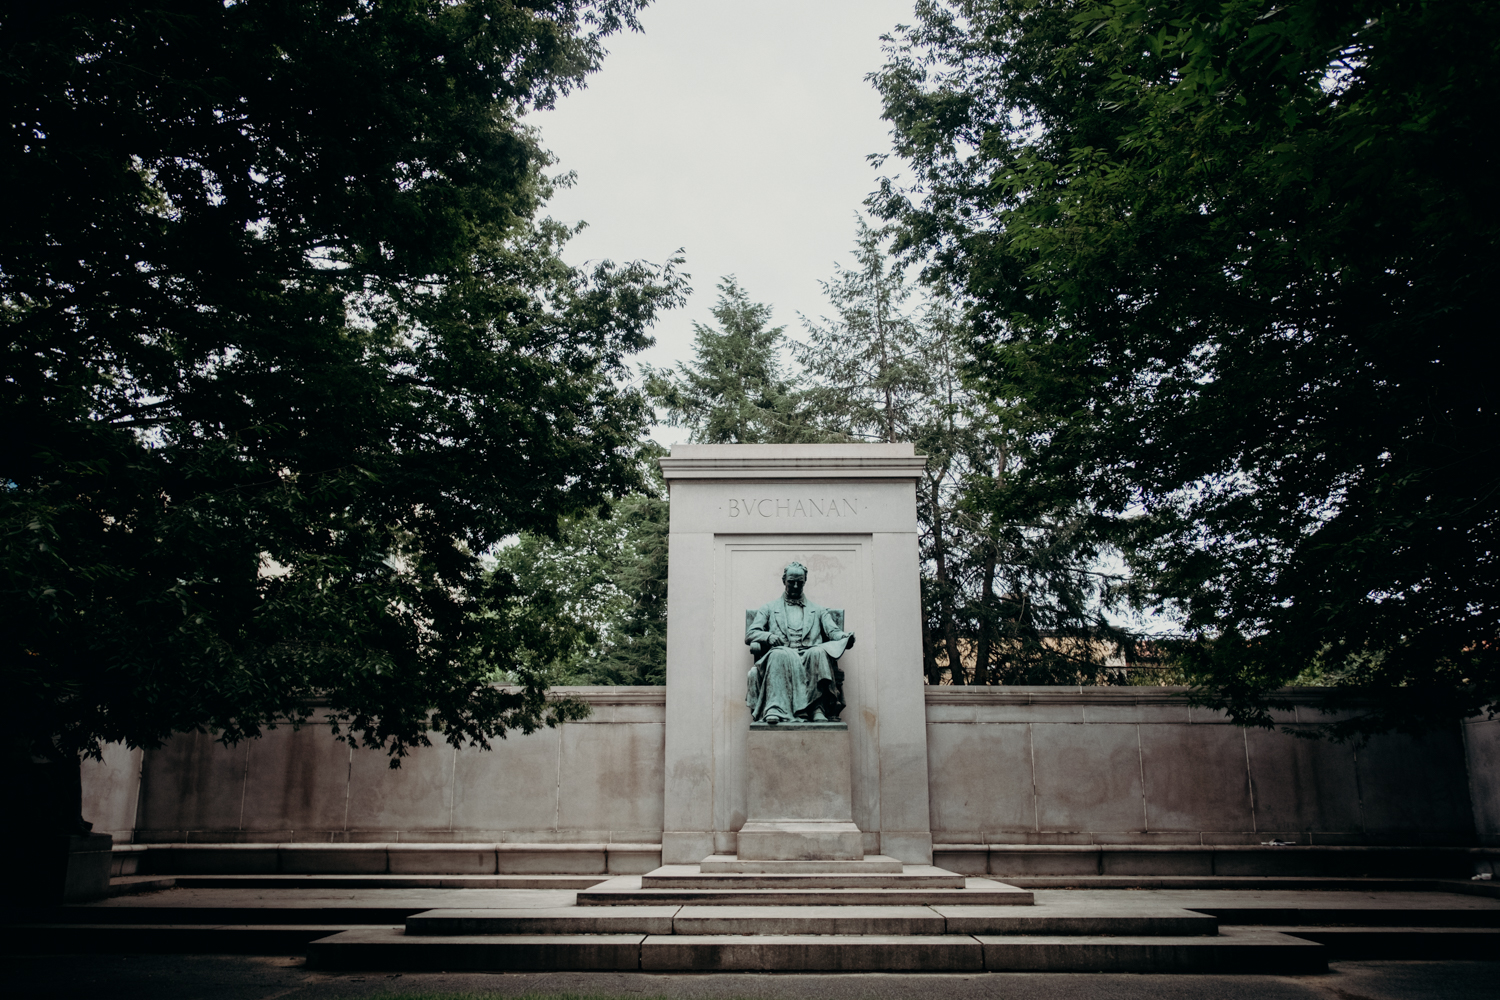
[239,727,350,835]
[745,726,853,823]
[669,904,945,936]
[925,722,1035,841]
[575,873,1034,906]
[698,854,903,874]
[406,906,677,935]
[639,865,965,889]
[307,928,646,970]
[1030,724,1146,833]
[1245,725,1363,835]
[978,927,1327,973]
[639,933,984,972]
[735,821,864,861]
[1465,715,1500,848]
[1139,725,1255,833]
[1355,730,1476,844]
[79,744,143,843]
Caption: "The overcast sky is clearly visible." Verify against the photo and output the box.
[530,0,918,444]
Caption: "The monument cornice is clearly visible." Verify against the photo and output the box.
[658,443,928,481]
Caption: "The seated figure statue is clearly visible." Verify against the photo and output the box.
[745,562,856,724]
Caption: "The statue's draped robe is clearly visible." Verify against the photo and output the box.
[745,596,852,723]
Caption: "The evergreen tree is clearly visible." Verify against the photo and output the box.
[798,219,929,443]
[800,222,1129,684]
[645,277,816,444]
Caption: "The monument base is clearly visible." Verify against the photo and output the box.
[736,820,865,861]
[740,723,864,861]
[700,853,903,873]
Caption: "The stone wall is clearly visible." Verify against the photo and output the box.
[1464,712,1500,848]
[81,742,143,842]
[88,685,1494,852]
[925,687,1478,847]
[128,687,664,844]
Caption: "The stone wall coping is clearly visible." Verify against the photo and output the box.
[286,685,665,709]
[502,685,666,704]
[659,443,927,481]
[925,686,1340,706]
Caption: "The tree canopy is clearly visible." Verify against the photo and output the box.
[874,0,1499,732]
[1,0,687,772]
[645,277,816,444]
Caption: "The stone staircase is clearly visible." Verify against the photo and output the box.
[10,862,1500,971]
[302,858,1332,972]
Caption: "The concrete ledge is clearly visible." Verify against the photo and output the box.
[6,924,361,955]
[1276,926,1500,959]
[407,907,678,936]
[978,927,1327,973]
[307,929,646,971]
[640,934,984,971]
[669,905,946,936]
[970,845,1497,878]
[699,855,904,874]
[110,845,148,877]
[115,842,662,875]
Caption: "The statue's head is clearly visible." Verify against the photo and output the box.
[782,561,808,600]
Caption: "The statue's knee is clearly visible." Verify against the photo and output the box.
[768,649,798,668]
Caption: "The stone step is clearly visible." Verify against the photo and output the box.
[404,903,1217,937]
[640,863,965,890]
[1266,926,1500,959]
[932,904,1218,936]
[45,904,430,925]
[308,930,647,970]
[1004,875,1500,895]
[151,874,609,890]
[975,928,1327,973]
[1188,906,1500,927]
[577,874,1034,907]
[406,906,678,935]
[5,923,364,954]
[305,926,1326,972]
[698,854,904,874]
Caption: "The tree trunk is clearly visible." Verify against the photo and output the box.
[972,542,996,686]
[971,447,1008,687]
[922,616,943,685]
[928,473,965,684]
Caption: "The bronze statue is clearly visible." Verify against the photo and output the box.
[745,562,855,724]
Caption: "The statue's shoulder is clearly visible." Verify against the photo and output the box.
[805,598,830,616]
[752,598,781,616]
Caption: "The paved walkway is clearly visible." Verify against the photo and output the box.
[2,954,1495,1000]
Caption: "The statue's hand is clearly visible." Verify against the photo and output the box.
[845,632,856,649]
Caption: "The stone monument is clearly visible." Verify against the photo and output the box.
[658,443,934,865]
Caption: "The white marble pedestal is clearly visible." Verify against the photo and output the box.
[736,723,863,861]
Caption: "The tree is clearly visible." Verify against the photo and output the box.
[645,277,817,444]
[801,221,1128,684]
[799,218,929,444]
[873,1,1499,731]
[491,452,669,686]
[1,0,687,821]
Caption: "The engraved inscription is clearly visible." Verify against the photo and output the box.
[728,497,859,518]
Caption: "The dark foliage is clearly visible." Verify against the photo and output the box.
[873,1,1499,731]
[1,0,687,775]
